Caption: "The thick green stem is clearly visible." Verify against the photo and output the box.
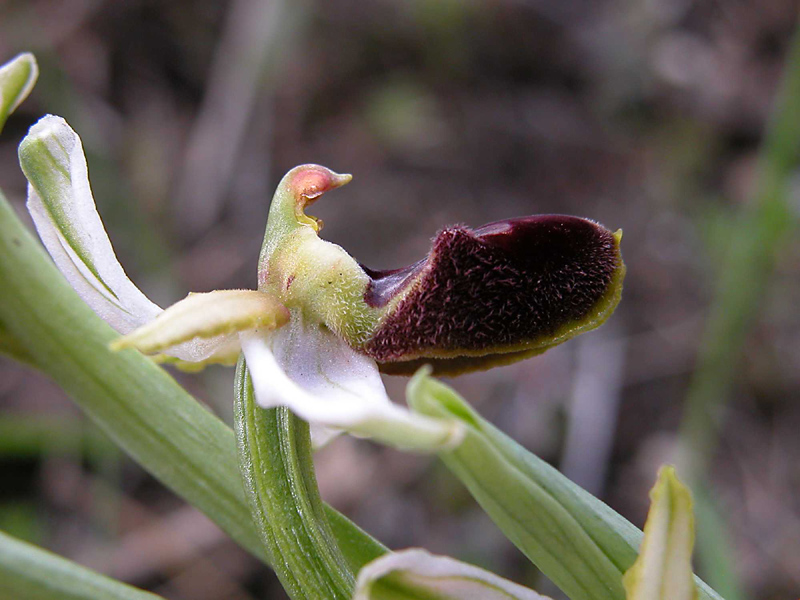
[234,360,355,600]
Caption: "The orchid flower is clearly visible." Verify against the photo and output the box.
[19,114,624,451]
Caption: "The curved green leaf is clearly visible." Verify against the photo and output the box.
[0,531,163,600]
[623,467,697,600]
[407,371,724,600]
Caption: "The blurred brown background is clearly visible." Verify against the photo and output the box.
[1,0,800,598]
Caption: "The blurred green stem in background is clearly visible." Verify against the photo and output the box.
[679,22,800,600]
[0,415,113,459]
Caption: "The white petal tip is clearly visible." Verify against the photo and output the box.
[20,115,74,152]
[28,114,67,135]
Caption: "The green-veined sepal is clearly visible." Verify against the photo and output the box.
[20,115,164,334]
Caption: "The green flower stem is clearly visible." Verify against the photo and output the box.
[408,372,724,600]
[235,361,356,600]
[0,190,385,572]
[0,531,165,600]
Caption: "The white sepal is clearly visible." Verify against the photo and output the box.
[20,115,162,334]
[354,548,551,600]
[19,115,247,366]
[240,313,463,451]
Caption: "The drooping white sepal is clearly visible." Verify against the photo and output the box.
[353,548,552,600]
[240,313,463,451]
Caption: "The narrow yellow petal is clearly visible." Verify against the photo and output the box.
[111,290,289,355]
[151,352,241,372]
[623,466,697,600]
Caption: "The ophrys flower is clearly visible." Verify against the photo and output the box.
[19,114,624,450]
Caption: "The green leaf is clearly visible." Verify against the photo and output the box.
[406,370,724,600]
[0,531,164,600]
[235,362,358,599]
[0,189,385,573]
[0,53,38,133]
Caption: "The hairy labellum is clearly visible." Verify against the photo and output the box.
[361,216,624,375]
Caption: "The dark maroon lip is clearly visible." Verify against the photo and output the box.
[360,214,621,367]
[471,214,608,258]
[363,215,609,309]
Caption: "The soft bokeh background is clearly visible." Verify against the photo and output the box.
[1,0,799,598]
